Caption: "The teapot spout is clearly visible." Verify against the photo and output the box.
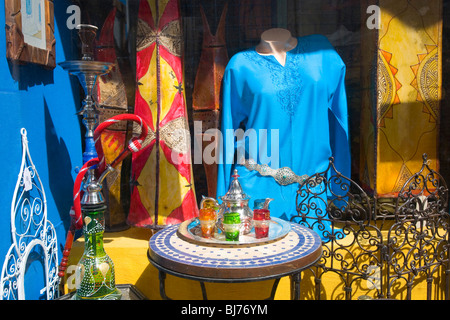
[263,198,274,210]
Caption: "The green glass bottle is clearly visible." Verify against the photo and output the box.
[74,171,121,300]
[75,203,121,300]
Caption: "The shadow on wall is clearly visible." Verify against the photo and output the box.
[44,100,74,231]
[7,61,54,90]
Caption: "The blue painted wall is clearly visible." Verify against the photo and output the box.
[0,1,83,299]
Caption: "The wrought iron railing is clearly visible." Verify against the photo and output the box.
[293,154,450,300]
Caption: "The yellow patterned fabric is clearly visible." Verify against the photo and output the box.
[360,0,442,196]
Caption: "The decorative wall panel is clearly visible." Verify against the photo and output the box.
[360,0,442,197]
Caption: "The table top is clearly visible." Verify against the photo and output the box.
[148,222,322,281]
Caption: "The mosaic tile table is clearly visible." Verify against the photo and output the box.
[148,222,322,300]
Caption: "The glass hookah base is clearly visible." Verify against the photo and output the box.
[73,288,122,300]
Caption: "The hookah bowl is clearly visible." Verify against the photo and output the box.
[59,24,113,164]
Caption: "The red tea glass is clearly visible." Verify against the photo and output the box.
[253,208,270,239]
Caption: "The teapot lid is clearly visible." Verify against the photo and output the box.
[222,169,250,201]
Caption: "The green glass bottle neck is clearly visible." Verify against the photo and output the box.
[82,206,107,257]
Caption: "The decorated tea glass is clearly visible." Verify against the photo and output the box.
[198,197,217,238]
[253,198,273,239]
[223,207,241,241]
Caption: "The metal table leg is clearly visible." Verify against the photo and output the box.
[157,269,283,300]
[290,272,301,300]
[159,270,172,300]
[200,282,208,300]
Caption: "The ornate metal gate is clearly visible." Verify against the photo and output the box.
[294,154,449,300]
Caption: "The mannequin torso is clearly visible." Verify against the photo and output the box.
[255,28,298,66]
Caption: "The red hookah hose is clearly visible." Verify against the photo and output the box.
[71,114,148,229]
[58,157,99,279]
[94,114,149,174]
[58,114,149,281]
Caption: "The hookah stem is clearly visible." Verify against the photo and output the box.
[108,147,131,169]
[58,114,148,281]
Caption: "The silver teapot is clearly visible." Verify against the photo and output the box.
[201,169,253,235]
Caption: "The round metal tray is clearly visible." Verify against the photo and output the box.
[177,217,291,247]
[59,60,113,76]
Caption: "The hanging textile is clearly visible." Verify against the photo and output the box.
[359,0,442,197]
[128,0,198,228]
[192,4,229,198]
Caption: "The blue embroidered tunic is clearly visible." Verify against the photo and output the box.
[216,34,350,236]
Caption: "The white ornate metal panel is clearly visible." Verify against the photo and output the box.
[0,128,59,300]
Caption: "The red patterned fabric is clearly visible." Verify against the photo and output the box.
[128,0,198,228]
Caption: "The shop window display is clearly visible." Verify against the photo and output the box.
[0,0,449,300]
[66,0,364,232]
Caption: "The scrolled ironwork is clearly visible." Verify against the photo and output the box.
[294,157,373,236]
[0,129,60,300]
[383,154,449,299]
[295,154,449,300]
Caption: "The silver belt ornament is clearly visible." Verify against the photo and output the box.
[243,159,308,186]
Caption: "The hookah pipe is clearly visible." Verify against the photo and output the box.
[58,114,149,280]
[94,114,147,173]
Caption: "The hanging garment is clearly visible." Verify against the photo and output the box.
[217,34,351,232]
[192,4,229,198]
[128,0,198,228]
